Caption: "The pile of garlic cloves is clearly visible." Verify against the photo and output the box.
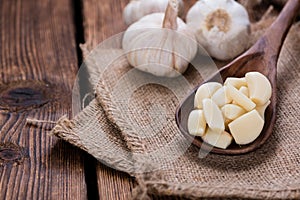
[122,0,251,77]
[188,72,272,149]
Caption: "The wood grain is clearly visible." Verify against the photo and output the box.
[80,0,136,199]
[81,0,129,51]
[96,164,134,200]
[0,0,87,199]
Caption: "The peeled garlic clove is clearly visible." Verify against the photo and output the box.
[202,98,225,133]
[221,104,246,121]
[211,86,232,107]
[187,110,206,136]
[227,84,256,111]
[224,77,247,89]
[239,86,249,97]
[245,72,272,106]
[228,110,264,145]
[202,128,233,149]
[256,100,270,120]
[224,118,232,131]
[194,82,222,109]
[122,0,197,77]
[186,0,250,60]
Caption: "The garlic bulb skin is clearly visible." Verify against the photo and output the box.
[186,0,250,60]
[123,0,183,26]
[122,14,197,77]
[123,0,143,26]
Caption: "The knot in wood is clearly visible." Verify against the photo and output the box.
[0,81,53,112]
[0,143,26,166]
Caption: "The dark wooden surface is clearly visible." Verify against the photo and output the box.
[0,0,87,199]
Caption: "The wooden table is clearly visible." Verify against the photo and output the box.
[0,0,137,199]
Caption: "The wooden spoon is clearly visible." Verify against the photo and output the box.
[175,0,300,155]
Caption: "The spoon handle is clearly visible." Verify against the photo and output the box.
[250,0,300,57]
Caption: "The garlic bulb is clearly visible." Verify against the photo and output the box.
[123,0,183,26]
[186,0,250,60]
[122,0,197,77]
[123,0,143,26]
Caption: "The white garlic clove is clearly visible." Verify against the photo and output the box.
[245,72,272,106]
[224,118,232,131]
[226,83,256,111]
[228,110,264,145]
[221,104,246,121]
[239,86,249,97]
[187,110,207,136]
[202,98,225,133]
[194,82,222,109]
[224,77,247,89]
[211,86,232,107]
[186,0,250,60]
[202,128,233,149]
[255,100,270,120]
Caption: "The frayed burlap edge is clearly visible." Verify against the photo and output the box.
[133,177,300,200]
[80,43,147,156]
[80,44,147,156]
[95,78,145,154]
[51,116,88,152]
[51,100,137,175]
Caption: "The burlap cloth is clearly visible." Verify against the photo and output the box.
[51,2,300,199]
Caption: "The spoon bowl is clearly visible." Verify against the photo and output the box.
[176,0,300,155]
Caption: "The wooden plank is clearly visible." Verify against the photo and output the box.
[81,0,130,51]
[0,0,87,199]
[96,164,134,200]
[80,0,135,199]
